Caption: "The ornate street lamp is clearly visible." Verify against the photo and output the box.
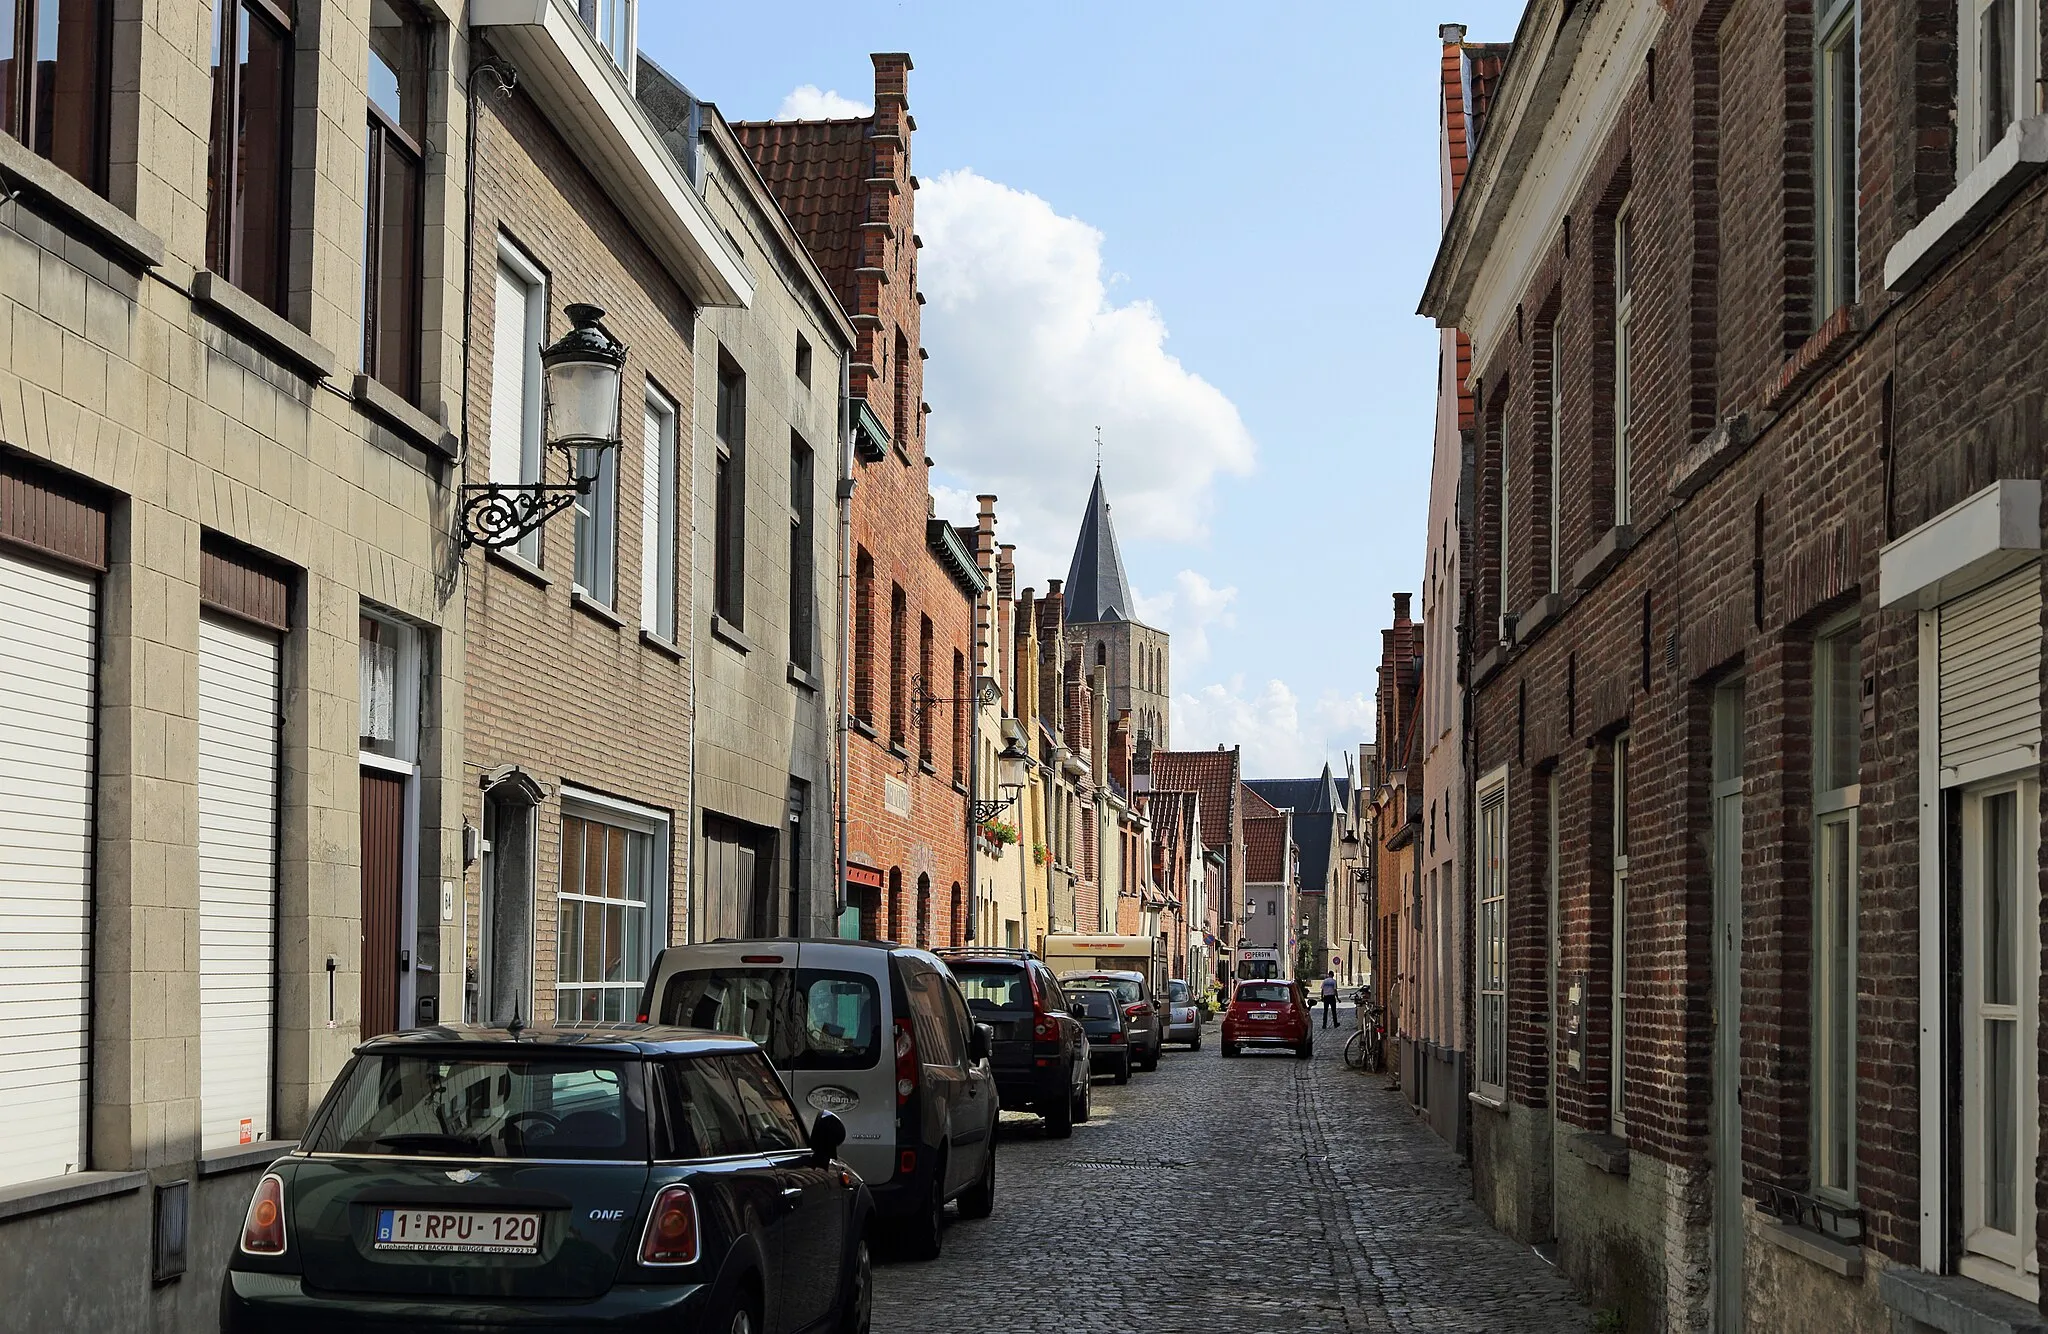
[970,737,1031,825]
[459,303,628,549]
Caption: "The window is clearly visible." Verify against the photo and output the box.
[917,615,934,765]
[852,548,875,724]
[1814,0,1858,315]
[207,0,295,314]
[1812,616,1860,1199]
[489,239,547,563]
[557,797,668,1022]
[794,333,812,388]
[1476,772,1506,1101]
[1959,778,2040,1297]
[577,0,633,77]
[363,0,426,400]
[358,611,420,759]
[722,1052,807,1152]
[1547,318,1563,595]
[714,357,746,625]
[1611,731,1631,1135]
[650,1058,747,1159]
[1498,404,1511,613]
[893,329,913,449]
[1612,202,1634,528]
[573,437,618,605]
[951,650,967,785]
[889,584,907,749]
[640,387,679,640]
[1,0,110,194]
[788,434,815,669]
[1959,0,2040,174]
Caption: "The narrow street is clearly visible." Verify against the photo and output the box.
[875,1012,1592,1333]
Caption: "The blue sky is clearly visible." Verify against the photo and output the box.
[638,2,1528,776]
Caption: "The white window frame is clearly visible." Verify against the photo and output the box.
[1958,0,2042,176]
[640,383,678,640]
[555,788,670,1023]
[490,237,548,564]
[1613,202,1634,529]
[1548,316,1563,596]
[1958,775,2040,1300]
[1812,614,1861,1200]
[573,441,619,606]
[580,0,636,82]
[1815,0,1860,315]
[1610,731,1630,1137]
[1475,766,1508,1103]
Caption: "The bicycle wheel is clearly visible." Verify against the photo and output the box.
[1343,1028,1369,1071]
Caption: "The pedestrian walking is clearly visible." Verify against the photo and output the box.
[1319,970,1339,1028]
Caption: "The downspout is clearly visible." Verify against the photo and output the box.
[965,693,980,940]
[834,358,854,931]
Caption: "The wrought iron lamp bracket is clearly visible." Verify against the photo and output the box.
[969,795,1019,825]
[458,462,594,550]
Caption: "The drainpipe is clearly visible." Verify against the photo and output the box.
[834,358,854,932]
[966,695,980,940]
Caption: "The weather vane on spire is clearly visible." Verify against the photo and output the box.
[1095,426,1103,474]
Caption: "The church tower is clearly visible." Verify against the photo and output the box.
[1063,470,1172,747]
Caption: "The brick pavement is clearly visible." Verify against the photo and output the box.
[874,1012,1593,1332]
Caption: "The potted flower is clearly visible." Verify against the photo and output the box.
[979,819,1018,848]
[1032,841,1051,866]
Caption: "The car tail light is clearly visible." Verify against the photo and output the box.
[640,1185,700,1266]
[1122,1003,1148,1021]
[240,1173,287,1255]
[895,1017,919,1104]
[899,1149,917,1176]
[636,1009,649,1023]
[1108,1031,1125,1043]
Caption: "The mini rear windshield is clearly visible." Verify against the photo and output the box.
[1075,992,1118,1020]
[307,1054,646,1161]
[1064,974,1141,1006]
[655,967,881,1071]
[953,965,1034,1011]
[1235,983,1293,1004]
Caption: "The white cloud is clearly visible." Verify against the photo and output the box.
[919,170,1257,592]
[775,85,872,120]
[1133,570,1237,666]
[1174,677,1372,777]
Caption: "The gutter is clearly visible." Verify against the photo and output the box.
[835,352,855,930]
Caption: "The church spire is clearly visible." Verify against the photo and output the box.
[1064,469,1134,623]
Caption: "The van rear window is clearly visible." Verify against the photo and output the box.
[1235,983,1293,1004]
[656,968,880,1071]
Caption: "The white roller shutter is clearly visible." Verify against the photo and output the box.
[0,550,97,1187]
[198,616,281,1150]
[1939,565,2043,785]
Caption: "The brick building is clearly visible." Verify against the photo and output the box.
[736,55,981,948]
[1420,2,2048,1328]
[1154,746,1248,989]
[458,5,750,1032]
[1371,593,1425,1090]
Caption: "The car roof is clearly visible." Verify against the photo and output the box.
[355,1023,761,1058]
[663,936,945,964]
[1064,969,1143,980]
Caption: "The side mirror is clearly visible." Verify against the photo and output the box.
[1069,1002,1087,1019]
[969,1022,992,1062]
[810,1109,847,1165]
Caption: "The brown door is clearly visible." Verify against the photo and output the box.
[360,769,406,1038]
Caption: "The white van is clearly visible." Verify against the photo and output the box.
[1042,933,1168,996]
[636,937,999,1259]
[1235,945,1286,982]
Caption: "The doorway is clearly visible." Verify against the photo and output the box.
[480,780,538,1027]
[1710,681,1745,1331]
[360,769,406,1038]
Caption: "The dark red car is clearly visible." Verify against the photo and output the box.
[1220,980,1313,1059]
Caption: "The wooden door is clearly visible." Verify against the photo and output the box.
[360,769,406,1038]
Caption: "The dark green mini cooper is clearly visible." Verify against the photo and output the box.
[221,1025,872,1334]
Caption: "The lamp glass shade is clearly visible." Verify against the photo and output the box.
[995,746,1029,791]
[544,357,623,450]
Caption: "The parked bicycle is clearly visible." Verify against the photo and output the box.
[1343,994,1386,1072]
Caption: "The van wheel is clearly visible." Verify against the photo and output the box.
[1072,1074,1092,1123]
[894,1160,945,1261]
[956,1139,995,1220]
[1113,1054,1131,1085]
[1043,1083,1074,1138]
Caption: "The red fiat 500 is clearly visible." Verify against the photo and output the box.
[1221,980,1313,1059]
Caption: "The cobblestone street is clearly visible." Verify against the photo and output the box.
[874,1012,1593,1333]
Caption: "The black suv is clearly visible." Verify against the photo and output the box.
[938,948,1091,1136]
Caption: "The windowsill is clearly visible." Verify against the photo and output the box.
[1669,412,1755,500]
[1470,644,1506,687]
[1565,1130,1630,1176]
[352,374,458,460]
[953,779,969,796]
[1878,1265,2048,1334]
[0,132,164,269]
[1885,116,2048,294]
[919,759,937,776]
[486,546,553,588]
[787,662,820,692]
[197,1141,297,1179]
[190,271,339,381]
[640,630,684,662]
[1758,1218,1863,1279]
[572,591,624,628]
[1514,593,1563,645]
[887,743,910,761]
[1570,524,1637,592]
[1467,1089,1507,1113]
[0,1169,148,1224]
[850,716,877,740]
[709,615,754,655]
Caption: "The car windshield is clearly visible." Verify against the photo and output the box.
[1075,991,1118,1020]
[654,967,880,1071]
[1063,974,1141,1006]
[307,1054,644,1160]
[1236,983,1292,1005]
[952,966,1034,1012]
[1168,980,1191,1003]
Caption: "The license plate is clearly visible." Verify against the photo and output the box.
[374,1208,541,1254]
[1250,1010,1276,1020]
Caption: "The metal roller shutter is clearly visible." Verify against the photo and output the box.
[198,616,281,1150]
[0,551,97,1186]
[1938,566,2043,785]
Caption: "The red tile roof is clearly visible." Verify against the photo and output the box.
[729,116,871,314]
[1240,783,1281,819]
[1151,750,1240,840]
[1245,815,1289,882]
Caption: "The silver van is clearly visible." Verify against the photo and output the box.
[637,938,999,1259]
